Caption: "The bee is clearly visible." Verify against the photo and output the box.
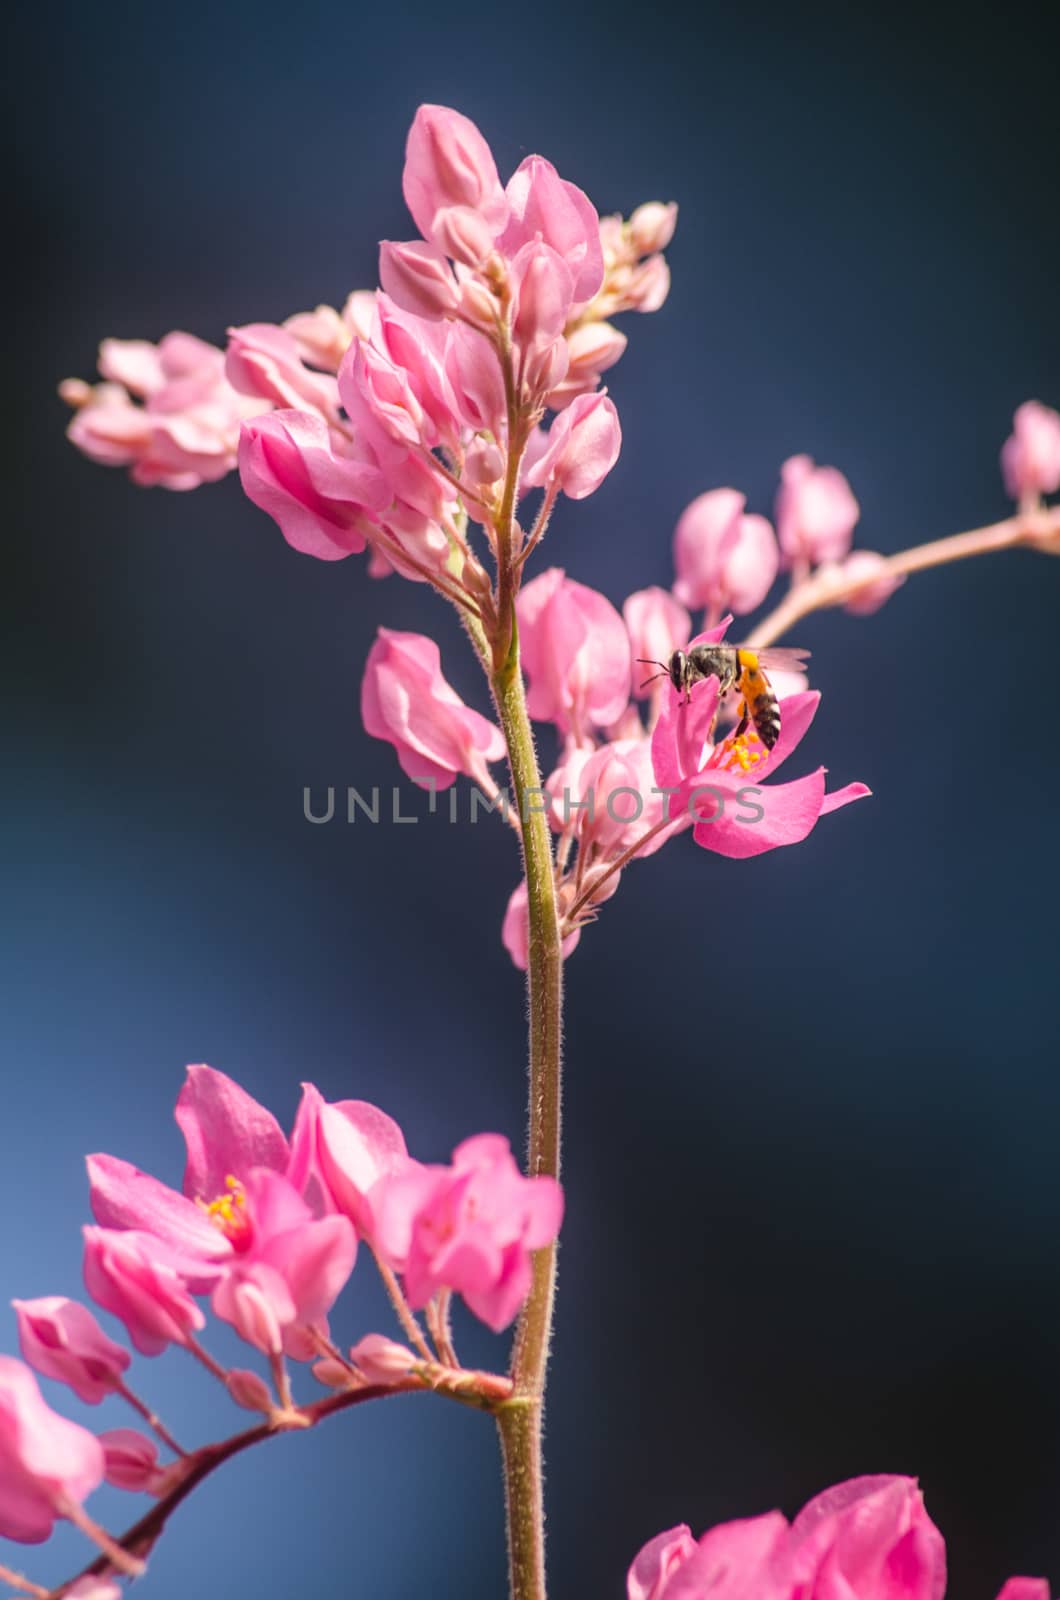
[637,644,810,751]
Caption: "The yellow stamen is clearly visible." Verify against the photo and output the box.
[197,1176,252,1245]
[718,732,764,774]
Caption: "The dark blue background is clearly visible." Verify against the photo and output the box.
[5,1,1059,1594]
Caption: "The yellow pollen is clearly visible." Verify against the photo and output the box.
[719,732,764,774]
[197,1176,252,1245]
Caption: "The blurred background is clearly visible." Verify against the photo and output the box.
[5,1,1059,1594]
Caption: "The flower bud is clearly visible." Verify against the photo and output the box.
[98,1427,164,1493]
[403,104,509,243]
[227,1367,275,1412]
[350,1334,418,1384]
[511,240,575,351]
[521,391,621,501]
[1001,400,1060,501]
[628,201,678,256]
[624,255,671,312]
[378,240,459,321]
[431,204,496,266]
[13,1296,130,1404]
[775,454,860,567]
[361,629,506,791]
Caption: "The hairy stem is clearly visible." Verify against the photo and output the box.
[489,346,564,1600]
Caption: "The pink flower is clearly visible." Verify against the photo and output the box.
[12,1297,129,1405]
[673,488,779,616]
[502,878,583,971]
[650,628,869,858]
[237,409,388,561]
[403,104,509,247]
[361,628,506,789]
[510,239,576,352]
[208,1169,356,1360]
[628,1513,791,1599]
[775,454,860,567]
[787,1475,947,1599]
[628,202,679,256]
[624,587,692,698]
[288,1082,410,1240]
[518,568,632,740]
[0,1356,105,1543]
[1001,400,1060,501]
[98,1428,165,1493]
[225,323,340,417]
[995,1582,1051,1600]
[546,320,628,408]
[63,332,268,490]
[522,391,622,501]
[501,154,605,304]
[349,1334,418,1384]
[372,1134,563,1332]
[82,1228,206,1356]
[378,239,460,321]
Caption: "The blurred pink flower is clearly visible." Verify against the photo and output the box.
[0,1356,105,1543]
[349,1334,418,1384]
[775,453,860,567]
[98,1427,165,1493]
[624,587,692,698]
[673,488,779,616]
[12,1297,129,1405]
[82,1228,205,1356]
[372,1134,563,1332]
[502,878,583,971]
[823,549,905,615]
[518,568,632,739]
[361,628,506,789]
[1001,400,1060,501]
[63,332,268,490]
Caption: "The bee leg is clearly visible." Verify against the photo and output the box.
[732,702,750,740]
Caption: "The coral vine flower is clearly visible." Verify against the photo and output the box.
[518,568,632,740]
[673,488,779,616]
[522,390,622,501]
[361,628,506,789]
[291,1083,410,1240]
[62,333,269,490]
[372,1135,564,1332]
[775,454,860,568]
[1001,400,1060,502]
[12,1297,130,1404]
[82,1228,206,1356]
[649,627,869,857]
[624,588,692,699]
[0,1356,106,1543]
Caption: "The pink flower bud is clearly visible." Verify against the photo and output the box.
[445,322,507,435]
[361,628,506,789]
[82,1227,206,1356]
[12,1296,130,1405]
[238,409,387,562]
[775,453,860,566]
[628,202,678,256]
[523,336,571,401]
[522,391,622,501]
[995,1583,1051,1600]
[502,154,605,303]
[546,321,628,407]
[431,204,496,267]
[464,436,504,492]
[624,255,671,313]
[225,323,338,415]
[0,1355,105,1542]
[828,549,904,614]
[403,104,509,244]
[98,1427,163,1493]
[455,270,500,328]
[212,1269,289,1356]
[378,240,459,321]
[349,1334,417,1383]
[283,304,352,372]
[226,1368,275,1412]
[502,879,582,971]
[673,488,779,614]
[1001,400,1060,501]
[511,240,575,351]
[517,567,632,737]
[623,588,692,697]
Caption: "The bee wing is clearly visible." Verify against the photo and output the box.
[752,647,811,670]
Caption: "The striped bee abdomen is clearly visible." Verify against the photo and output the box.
[750,687,781,750]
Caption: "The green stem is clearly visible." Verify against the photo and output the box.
[487,342,564,1600]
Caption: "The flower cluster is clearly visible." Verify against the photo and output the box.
[629,1476,1050,1600]
[0,1066,561,1571]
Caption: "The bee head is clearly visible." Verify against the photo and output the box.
[667,650,688,692]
